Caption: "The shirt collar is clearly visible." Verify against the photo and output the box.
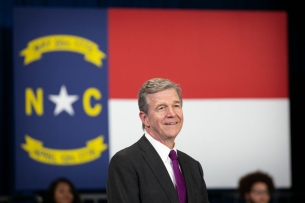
[145,132,177,162]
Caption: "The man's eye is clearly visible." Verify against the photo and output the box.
[157,106,166,111]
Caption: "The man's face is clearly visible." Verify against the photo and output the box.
[245,182,270,203]
[140,88,183,144]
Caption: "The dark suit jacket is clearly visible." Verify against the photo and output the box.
[106,135,209,203]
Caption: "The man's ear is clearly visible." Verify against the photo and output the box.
[139,111,149,127]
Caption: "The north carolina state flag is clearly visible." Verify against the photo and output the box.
[108,9,290,188]
[14,8,290,190]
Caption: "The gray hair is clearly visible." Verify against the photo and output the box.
[138,78,182,130]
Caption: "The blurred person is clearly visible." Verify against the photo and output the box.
[107,78,209,203]
[45,177,81,203]
[238,171,275,203]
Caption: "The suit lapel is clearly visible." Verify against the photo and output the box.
[137,135,180,203]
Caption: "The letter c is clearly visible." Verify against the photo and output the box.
[83,88,102,116]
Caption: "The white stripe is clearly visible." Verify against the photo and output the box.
[109,99,291,188]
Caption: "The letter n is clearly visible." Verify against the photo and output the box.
[25,88,43,116]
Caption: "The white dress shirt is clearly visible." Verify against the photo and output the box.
[145,132,178,187]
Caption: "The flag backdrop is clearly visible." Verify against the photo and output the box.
[14,8,290,190]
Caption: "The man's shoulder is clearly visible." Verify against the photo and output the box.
[177,150,204,174]
[110,135,147,159]
[177,150,199,163]
[112,141,139,157]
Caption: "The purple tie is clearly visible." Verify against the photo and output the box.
[169,150,187,203]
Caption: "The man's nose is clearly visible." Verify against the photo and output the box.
[166,107,176,117]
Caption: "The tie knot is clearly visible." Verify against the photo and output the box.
[169,150,178,161]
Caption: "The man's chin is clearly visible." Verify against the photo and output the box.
[164,127,182,134]
[165,132,180,138]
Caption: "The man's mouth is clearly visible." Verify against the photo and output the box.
[165,122,178,125]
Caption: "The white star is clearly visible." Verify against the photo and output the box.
[48,85,79,116]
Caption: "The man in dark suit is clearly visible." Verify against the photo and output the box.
[107,78,209,203]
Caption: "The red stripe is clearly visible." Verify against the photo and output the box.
[109,9,288,98]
